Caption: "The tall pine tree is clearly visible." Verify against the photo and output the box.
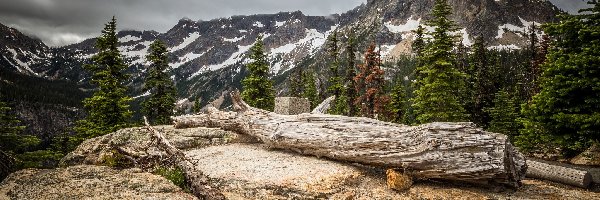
[388,79,407,123]
[142,40,177,125]
[326,31,346,115]
[344,32,358,116]
[242,35,275,111]
[288,68,303,98]
[74,16,132,141]
[302,70,319,109]
[486,88,520,140]
[470,36,496,127]
[412,0,468,124]
[0,97,37,179]
[519,1,600,154]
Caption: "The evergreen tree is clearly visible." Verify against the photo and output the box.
[74,16,132,141]
[0,97,39,180]
[242,35,275,111]
[485,89,520,139]
[326,31,346,115]
[142,40,177,125]
[470,36,495,127]
[344,33,358,116]
[388,79,407,123]
[412,0,468,123]
[302,70,319,109]
[519,2,600,154]
[193,98,202,113]
[288,68,303,98]
[412,25,426,57]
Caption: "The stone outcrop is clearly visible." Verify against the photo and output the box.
[59,125,256,167]
[0,165,197,200]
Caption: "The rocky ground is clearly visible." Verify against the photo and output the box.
[1,125,599,199]
[0,165,196,200]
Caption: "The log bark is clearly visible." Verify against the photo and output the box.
[143,117,225,200]
[526,159,593,188]
[173,91,527,187]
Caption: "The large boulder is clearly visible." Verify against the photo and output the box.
[0,165,196,200]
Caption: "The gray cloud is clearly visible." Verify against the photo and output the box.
[0,0,366,46]
[548,0,592,14]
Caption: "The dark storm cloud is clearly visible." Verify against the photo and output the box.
[0,0,366,46]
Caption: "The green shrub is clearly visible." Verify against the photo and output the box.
[154,166,190,193]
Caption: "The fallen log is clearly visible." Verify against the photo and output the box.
[526,159,593,188]
[143,117,225,200]
[173,91,527,187]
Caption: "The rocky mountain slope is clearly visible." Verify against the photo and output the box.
[58,0,560,107]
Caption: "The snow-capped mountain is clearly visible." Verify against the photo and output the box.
[1,0,562,111]
[56,11,340,106]
[0,23,49,76]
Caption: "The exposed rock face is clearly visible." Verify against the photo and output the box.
[0,165,197,200]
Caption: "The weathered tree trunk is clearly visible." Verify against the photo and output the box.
[143,118,225,200]
[526,159,592,188]
[173,91,527,187]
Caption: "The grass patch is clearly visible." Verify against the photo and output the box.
[154,166,191,193]
[101,149,133,168]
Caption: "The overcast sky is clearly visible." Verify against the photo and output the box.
[0,0,591,47]
[0,0,366,46]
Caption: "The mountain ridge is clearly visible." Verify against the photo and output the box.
[1,0,562,112]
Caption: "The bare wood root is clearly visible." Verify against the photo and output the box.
[311,96,335,114]
[144,117,225,200]
[172,91,527,188]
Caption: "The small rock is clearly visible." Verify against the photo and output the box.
[386,168,413,191]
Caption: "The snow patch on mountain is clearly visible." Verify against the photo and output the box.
[119,35,142,43]
[458,28,473,46]
[119,41,153,65]
[270,43,297,55]
[253,21,265,28]
[170,49,210,69]
[275,21,286,27]
[385,16,421,33]
[268,25,338,74]
[378,45,397,58]
[6,48,38,75]
[169,32,201,52]
[487,44,521,50]
[223,36,245,43]
[189,43,254,79]
[495,17,540,39]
